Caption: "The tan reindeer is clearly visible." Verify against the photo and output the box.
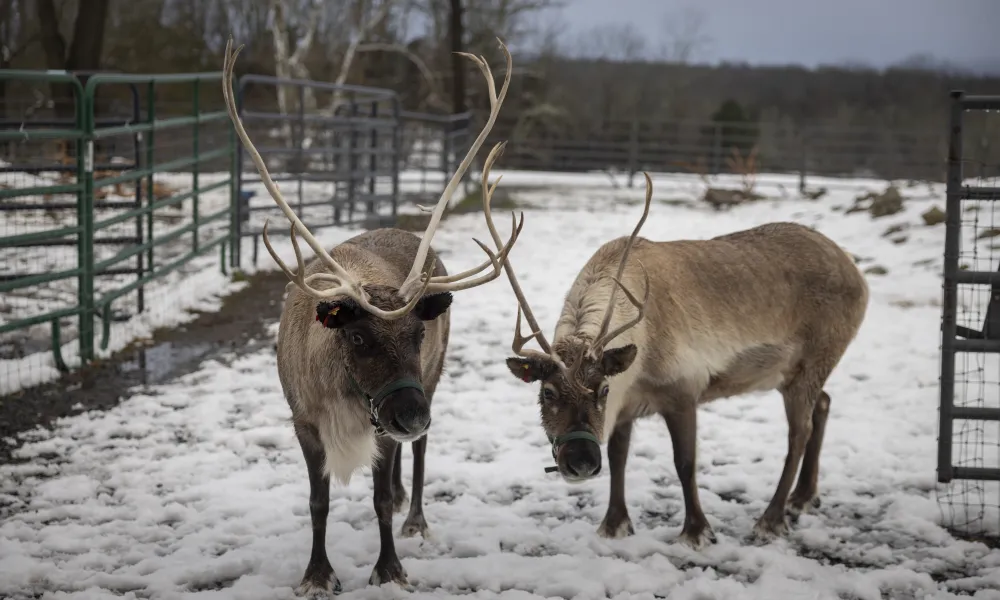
[222,37,521,594]
[499,173,868,547]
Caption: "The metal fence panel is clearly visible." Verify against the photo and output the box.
[81,72,234,354]
[398,111,473,207]
[0,70,234,392]
[0,71,88,375]
[233,75,403,266]
[471,113,953,188]
[937,90,1000,537]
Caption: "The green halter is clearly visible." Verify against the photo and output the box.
[544,430,601,473]
[346,372,424,436]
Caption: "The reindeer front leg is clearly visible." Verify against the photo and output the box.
[370,437,409,589]
[401,436,429,538]
[293,422,340,596]
[598,420,635,538]
[662,402,716,549]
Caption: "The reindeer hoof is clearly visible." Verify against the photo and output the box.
[597,515,635,539]
[295,573,341,598]
[369,559,410,590]
[750,515,790,543]
[401,513,429,538]
[296,560,340,597]
[676,523,716,550]
[787,493,821,519]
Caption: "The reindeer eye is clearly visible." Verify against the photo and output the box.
[350,333,365,346]
[599,384,610,398]
[541,388,557,402]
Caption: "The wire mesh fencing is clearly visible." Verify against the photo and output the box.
[937,91,1000,541]
[0,70,235,397]
[0,69,475,398]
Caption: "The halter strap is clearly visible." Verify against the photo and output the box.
[544,430,600,473]
[346,372,424,435]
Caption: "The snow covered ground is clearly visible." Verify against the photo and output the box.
[2,171,1000,599]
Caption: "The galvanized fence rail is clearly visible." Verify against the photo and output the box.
[232,76,402,266]
[937,90,1000,537]
[473,114,955,188]
[398,110,473,205]
[0,70,235,388]
[0,71,88,373]
[0,69,474,395]
[83,72,235,355]
[230,79,473,267]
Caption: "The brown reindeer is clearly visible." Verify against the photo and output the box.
[499,173,868,547]
[222,38,520,594]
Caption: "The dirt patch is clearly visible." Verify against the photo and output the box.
[395,185,520,232]
[0,269,288,465]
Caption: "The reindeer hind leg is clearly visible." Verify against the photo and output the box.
[788,390,831,517]
[752,353,838,542]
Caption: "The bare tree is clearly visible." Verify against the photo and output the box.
[450,0,465,113]
[356,41,448,110]
[0,0,37,118]
[657,6,711,63]
[573,22,648,62]
[656,7,712,123]
[268,0,323,144]
[324,0,395,114]
[36,0,111,120]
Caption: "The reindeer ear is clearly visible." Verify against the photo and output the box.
[316,299,364,329]
[413,292,453,321]
[506,356,559,383]
[601,344,637,377]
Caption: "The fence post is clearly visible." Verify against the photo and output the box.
[441,118,452,197]
[391,98,401,219]
[230,76,243,269]
[297,86,305,215]
[627,118,639,188]
[711,123,722,175]
[79,83,96,363]
[192,79,201,253]
[145,82,156,283]
[799,125,809,193]
[348,98,359,222]
[938,89,965,484]
[367,101,378,215]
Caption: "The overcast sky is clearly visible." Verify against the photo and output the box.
[537,0,1000,71]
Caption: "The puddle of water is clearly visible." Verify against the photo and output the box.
[118,341,214,386]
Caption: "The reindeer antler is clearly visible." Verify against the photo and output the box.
[502,173,655,380]
[475,145,563,366]
[222,36,521,320]
[590,172,654,356]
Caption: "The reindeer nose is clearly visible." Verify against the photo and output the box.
[385,388,431,436]
[561,438,602,479]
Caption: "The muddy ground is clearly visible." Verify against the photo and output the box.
[0,270,288,465]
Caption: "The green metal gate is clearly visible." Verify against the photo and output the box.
[0,71,235,387]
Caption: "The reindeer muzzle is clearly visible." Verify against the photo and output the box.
[545,430,601,476]
[347,374,425,436]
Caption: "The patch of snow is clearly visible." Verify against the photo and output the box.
[1,171,998,599]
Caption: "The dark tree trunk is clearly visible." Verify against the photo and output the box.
[66,0,110,71]
[449,0,465,114]
[35,0,110,121]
